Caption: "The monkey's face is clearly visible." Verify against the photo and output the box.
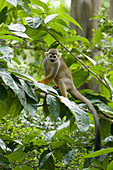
[48,53,58,63]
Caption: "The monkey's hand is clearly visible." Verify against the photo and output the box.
[53,84,59,89]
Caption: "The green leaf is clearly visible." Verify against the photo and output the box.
[46,94,60,121]
[64,149,77,166]
[17,0,31,15]
[0,84,7,103]
[44,33,56,46]
[0,72,19,95]
[92,28,103,46]
[14,165,33,170]
[60,13,83,31]
[0,45,14,62]
[85,148,113,158]
[95,102,113,114]
[6,0,17,7]
[0,0,7,12]
[100,119,111,140]
[20,79,37,102]
[7,147,27,162]
[30,0,48,12]
[72,70,89,89]
[104,76,113,100]
[99,82,111,99]
[9,96,23,117]
[107,160,113,170]
[12,57,21,65]
[45,130,56,142]
[0,138,6,152]
[0,35,23,41]
[39,150,54,169]
[66,36,90,44]
[25,25,47,40]
[71,48,96,65]
[8,23,26,32]
[44,14,58,24]
[0,7,7,24]
[59,96,89,132]
[25,17,42,29]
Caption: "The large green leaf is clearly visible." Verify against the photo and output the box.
[0,7,7,24]
[6,0,17,7]
[14,165,33,170]
[85,148,113,158]
[0,72,19,95]
[66,36,90,44]
[0,138,6,152]
[45,130,56,142]
[100,119,111,140]
[0,84,7,103]
[46,94,60,121]
[25,17,42,29]
[8,23,26,32]
[60,13,82,30]
[20,79,38,102]
[0,35,23,41]
[92,27,103,46]
[0,45,14,62]
[72,70,89,89]
[30,0,48,12]
[39,150,55,170]
[107,160,113,170]
[44,33,56,46]
[0,0,7,12]
[7,147,27,162]
[95,102,113,114]
[17,0,31,15]
[64,149,77,166]
[44,14,58,24]
[59,96,89,132]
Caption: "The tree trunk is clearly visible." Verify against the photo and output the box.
[70,0,102,39]
[109,0,113,19]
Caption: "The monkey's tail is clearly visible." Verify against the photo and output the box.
[70,88,101,151]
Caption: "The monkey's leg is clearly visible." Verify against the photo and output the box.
[58,79,67,97]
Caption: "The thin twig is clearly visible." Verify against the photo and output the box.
[41,25,107,88]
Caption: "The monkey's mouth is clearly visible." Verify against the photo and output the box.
[50,59,55,62]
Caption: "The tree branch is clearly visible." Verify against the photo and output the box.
[41,25,107,88]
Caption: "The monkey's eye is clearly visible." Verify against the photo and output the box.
[53,55,56,58]
[49,54,52,58]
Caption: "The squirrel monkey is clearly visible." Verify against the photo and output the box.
[40,48,101,151]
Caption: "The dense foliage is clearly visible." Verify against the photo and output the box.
[0,0,113,169]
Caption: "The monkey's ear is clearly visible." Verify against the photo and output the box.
[45,52,48,57]
[58,53,61,58]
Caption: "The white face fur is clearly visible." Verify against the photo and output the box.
[45,49,61,63]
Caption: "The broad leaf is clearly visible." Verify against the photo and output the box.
[25,17,42,29]
[60,13,82,30]
[0,35,23,41]
[95,102,113,114]
[6,0,17,7]
[0,84,7,103]
[14,165,33,170]
[46,94,60,120]
[39,150,54,169]
[64,149,77,166]
[18,0,31,15]
[30,0,48,12]
[92,28,103,46]
[0,7,7,24]
[45,130,56,142]
[8,23,26,32]
[107,160,113,170]
[44,14,58,24]
[59,96,89,132]
[0,138,6,152]
[7,147,27,162]
[72,70,89,89]
[85,148,113,158]
[0,72,19,95]
[0,45,14,62]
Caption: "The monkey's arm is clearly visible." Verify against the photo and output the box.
[40,61,60,85]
